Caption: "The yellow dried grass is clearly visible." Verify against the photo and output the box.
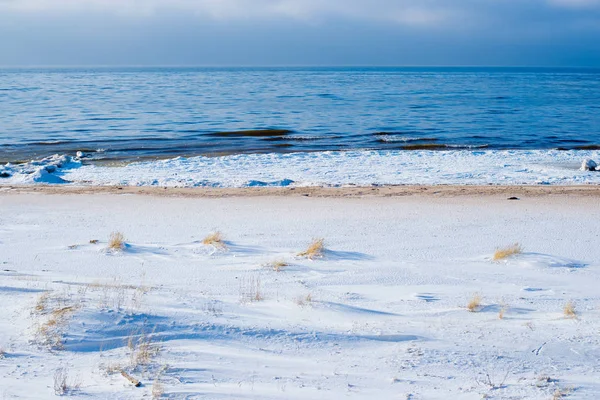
[108,232,126,251]
[264,259,288,272]
[493,243,523,261]
[298,238,325,259]
[563,301,576,318]
[467,293,482,312]
[202,231,227,249]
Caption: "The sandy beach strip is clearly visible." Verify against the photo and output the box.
[2,183,600,198]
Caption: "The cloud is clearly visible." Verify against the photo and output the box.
[0,0,598,28]
[0,0,465,26]
[549,0,600,8]
[0,0,599,66]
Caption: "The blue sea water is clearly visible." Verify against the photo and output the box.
[1,67,600,163]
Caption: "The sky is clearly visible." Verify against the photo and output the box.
[1,0,600,67]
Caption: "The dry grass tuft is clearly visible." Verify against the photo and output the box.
[524,321,535,331]
[298,238,325,260]
[53,367,80,395]
[563,301,577,319]
[100,362,123,376]
[35,301,79,350]
[202,231,227,249]
[51,306,78,319]
[467,293,482,312]
[296,293,313,307]
[85,277,151,312]
[552,387,574,399]
[152,381,164,399]
[239,276,264,303]
[498,305,507,320]
[128,331,161,368]
[88,280,138,290]
[136,341,158,366]
[263,259,288,272]
[203,299,223,316]
[493,243,523,261]
[0,347,5,359]
[35,292,51,313]
[152,372,165,399]
[54,368,68,395]
[108,232,126,251]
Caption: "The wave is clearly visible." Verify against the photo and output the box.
[206,129,293,137]
[445,144,490,149]
[397,143,490,150]
[568,145,600,150]
[373,130,444,136]
[3,131,599,167]
[375,136,439,143]
[262,135,331,142]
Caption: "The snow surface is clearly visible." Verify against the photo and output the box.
[1,193,599,399]
[3,150,600,187]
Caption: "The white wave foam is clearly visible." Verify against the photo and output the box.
[286,135,324,141]
[445,144,489,149]
[3,149,598,187]
[375,135,438,143]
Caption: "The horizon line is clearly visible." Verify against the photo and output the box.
[1,64,600,69]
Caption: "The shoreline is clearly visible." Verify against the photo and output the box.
[4,150,600,187]
[1,184,600,198]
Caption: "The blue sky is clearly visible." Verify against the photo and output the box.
[1,0,599,66]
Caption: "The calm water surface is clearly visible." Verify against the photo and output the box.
[1,67,599,163]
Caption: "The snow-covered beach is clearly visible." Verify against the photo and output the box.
[1,190,599,399]
[3,3,600,398]
[3,149,600,187]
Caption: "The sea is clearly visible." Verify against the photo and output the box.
[1,67,600,186]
